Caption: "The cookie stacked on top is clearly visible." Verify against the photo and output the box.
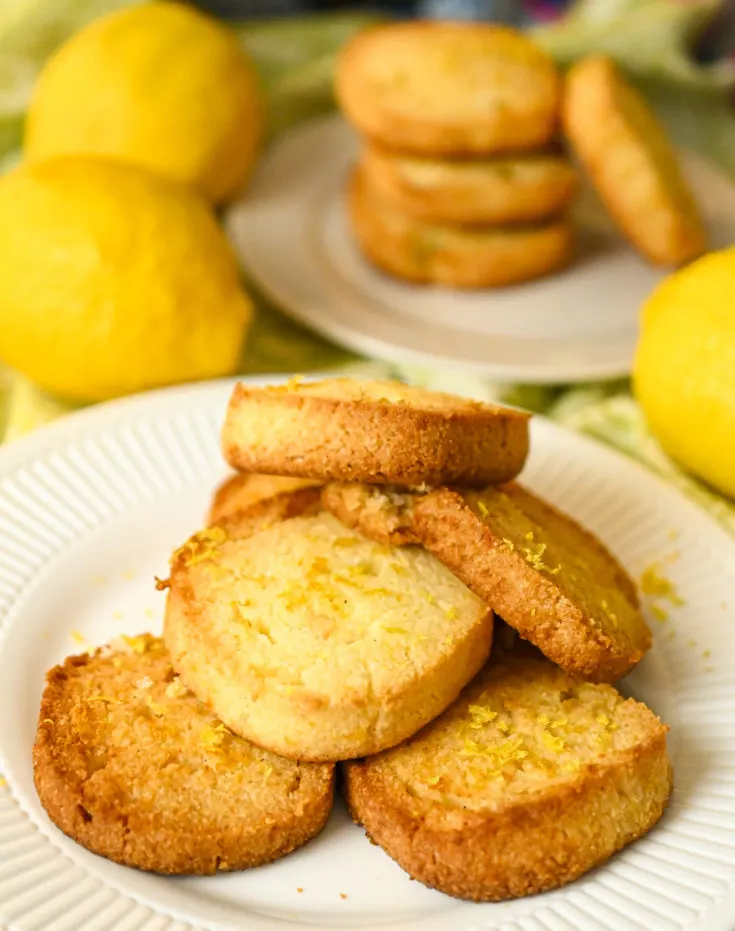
[335,23,707,287]
[33,379,671,903]
[335,23,577,288]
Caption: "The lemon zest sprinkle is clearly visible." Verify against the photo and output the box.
[121,634,149,655]
[640,564,685,606]
[522,541,561,575]
[596,713,616,732]
[145,698,166,716]
[468,705,498,727]
[651,604,669,623]
[172,526,226,568]
[165,677,189,699]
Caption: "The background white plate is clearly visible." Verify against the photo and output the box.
[226,117,735,384]
[1,376,735,931]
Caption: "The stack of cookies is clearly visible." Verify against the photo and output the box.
[335,24,708,286]
[335,23,578,288]
[33,378,672,902]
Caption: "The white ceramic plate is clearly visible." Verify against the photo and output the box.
[226,117,735,384]
[1,375,735,931]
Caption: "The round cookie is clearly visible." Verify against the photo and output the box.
[361,145,578,226]
[209,473,321,524]
[344,654,672,902]
[348,166,574,288]
[336,22,561,155]
[164,491,494,762]
[563,55,706,267]
[33,635,334,874]
[322,481,649,682]
[221,377,529,487]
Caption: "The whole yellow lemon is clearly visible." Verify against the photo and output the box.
[25,1,262,205]
[634,247,735,498]
[0,156,252,401]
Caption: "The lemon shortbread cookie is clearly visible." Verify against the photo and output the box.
[222,378,529,487]
[33,635,334,874]
[563,55,706,267]
[361,146,578,226]
[164,492,494,762]
[321,483,419,546]
[209,473,321,524]
[323,482,648,682]
[336,22,561,155]
[345,655,671,901]
[349,166,573,288]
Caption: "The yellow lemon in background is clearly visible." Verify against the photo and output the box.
[634,247,735,499]
[24,1,263,204]
[0,156,252,402]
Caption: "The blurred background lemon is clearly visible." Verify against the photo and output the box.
[0,155,252,401]
[634,247,735,498]
[25,1,263,204]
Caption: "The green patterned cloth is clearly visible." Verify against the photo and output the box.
[0,0,733,533]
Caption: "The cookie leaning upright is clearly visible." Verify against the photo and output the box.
[336,22,561,155]
[323,481,650,682]
[33,635,334,874]
[221,378,529,487]
[344,654,671,902]
[164,489,493,762]
[563,55,706,267]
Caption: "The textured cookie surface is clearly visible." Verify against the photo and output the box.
[361,146,578,226]
[563,55,706,266]
[222,377,529,487]
[321,483,419,546]
[349,166,573,288]
[164,492,493,762]
[336,22,561,155]
[323,481,649,682]
[345,655,671,901]
[33,635,334,874]
[209,473,321,523]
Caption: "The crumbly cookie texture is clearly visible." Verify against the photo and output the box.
[221,377,529,487]
[348,166,574,288]
[323,480,649,682]
[361,145,578,226]
[345,654,671,901]
[563,55,706,267]
[336,22,561,155]
[33,634,334,874]
[164,491,493,762]
[321,482,420,546]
